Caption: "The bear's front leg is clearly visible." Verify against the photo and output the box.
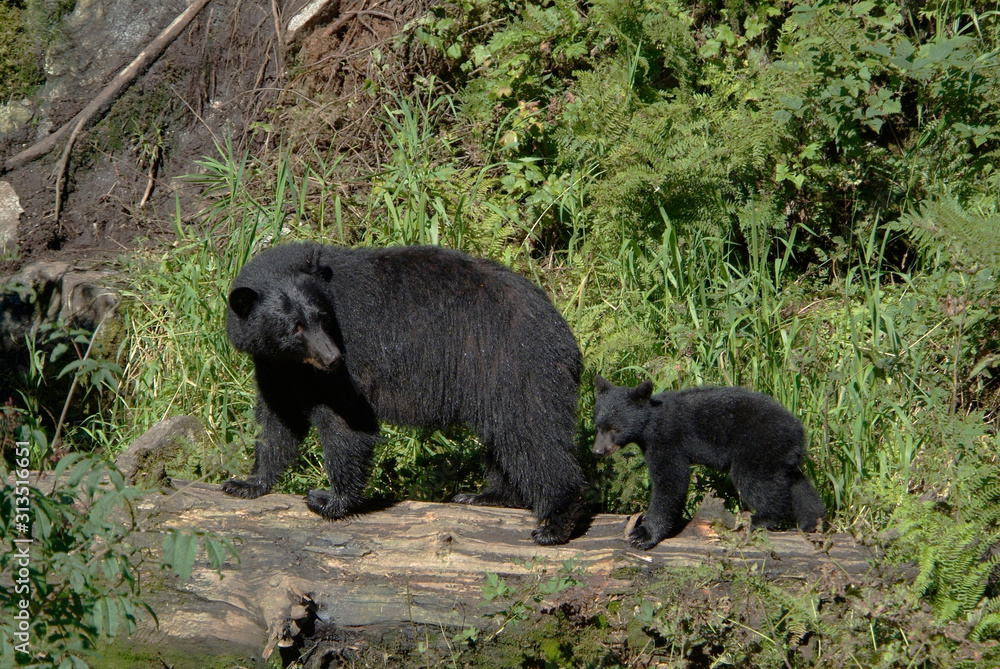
[631,454,690,550]
[306,404,379,520]
[222,392,307,499]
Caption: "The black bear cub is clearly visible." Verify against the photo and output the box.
[593,376,825,550]
[222,242,585,545]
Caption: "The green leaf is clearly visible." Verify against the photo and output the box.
[716,25,737,47]
[698,40,721,59]
[744,16,765,41]
[164,531,199,582]
[780,95,803,111]
[471,44,491,67]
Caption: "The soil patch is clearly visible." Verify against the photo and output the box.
[0,0,436,275]
[0,0,283,272]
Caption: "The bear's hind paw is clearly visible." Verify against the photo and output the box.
[531,522,572,546]
[222,478,270,499]
[305,489,359,520]
[628,523,664,551]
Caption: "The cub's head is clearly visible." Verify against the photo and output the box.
[592,375,653,456]
[226,274,341,371]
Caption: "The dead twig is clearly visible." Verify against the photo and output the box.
[138,147,159,208]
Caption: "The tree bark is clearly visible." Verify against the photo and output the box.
[120,479,875,664]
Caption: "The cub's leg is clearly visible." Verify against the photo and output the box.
[305,404,380,520]
[222,393,308,499]
[789,467,825,531]
[634,453,690,550]
[730,462,794,530]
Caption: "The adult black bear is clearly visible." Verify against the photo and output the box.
[593,376,825,549]
[222,242,585,545]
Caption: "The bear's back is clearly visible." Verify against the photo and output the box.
[662,386,804,466]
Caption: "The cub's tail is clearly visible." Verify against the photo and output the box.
[790,467,826,532]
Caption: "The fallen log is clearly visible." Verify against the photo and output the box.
[119,478,875,665]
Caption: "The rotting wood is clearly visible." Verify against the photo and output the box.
[111,478,876,662]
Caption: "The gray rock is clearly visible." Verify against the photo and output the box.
[0,99,34,135]
[1,260,119,362]
[0,181,23,254]
[115,415,207,486]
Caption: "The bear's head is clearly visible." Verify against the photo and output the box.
[226,273,342,371]
[592,375,654,455]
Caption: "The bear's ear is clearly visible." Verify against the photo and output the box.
[228,286,259,319]
[631,379,654,402]
[305,246,334,281]
[303,260,333,282]
[595,375,611,394]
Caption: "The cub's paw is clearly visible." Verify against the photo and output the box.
[305,489,357,520]
[221,478,269,499]
[628,523,664,551]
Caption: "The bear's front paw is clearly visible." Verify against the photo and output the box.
[305,489,358,520]
[628,523,665,550]
[221,478,270,499]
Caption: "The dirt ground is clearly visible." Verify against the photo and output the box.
[0,0,428,274]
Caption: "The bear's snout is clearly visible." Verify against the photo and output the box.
[301,324,342,370]
[593,431,620,456]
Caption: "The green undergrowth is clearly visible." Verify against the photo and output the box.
[290,553,1000,668]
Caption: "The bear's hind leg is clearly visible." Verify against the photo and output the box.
[306,404,379,520]
[731,463,794,530]
[453,465,526,508]
[222,394,307,499]
[489,440,584,546]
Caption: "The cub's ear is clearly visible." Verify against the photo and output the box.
[228,286,259,319]
[595,375,612,394]
[630,379,654,402]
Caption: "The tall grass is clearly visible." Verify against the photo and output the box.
[111,136,296,472]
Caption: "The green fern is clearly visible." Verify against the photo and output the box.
[893,464,1000,641]
[897,197,1000,269]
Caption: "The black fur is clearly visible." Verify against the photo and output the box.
[222,242,585,545]
[593,376,825,550]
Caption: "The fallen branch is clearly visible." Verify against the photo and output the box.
[4,0,212,208]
